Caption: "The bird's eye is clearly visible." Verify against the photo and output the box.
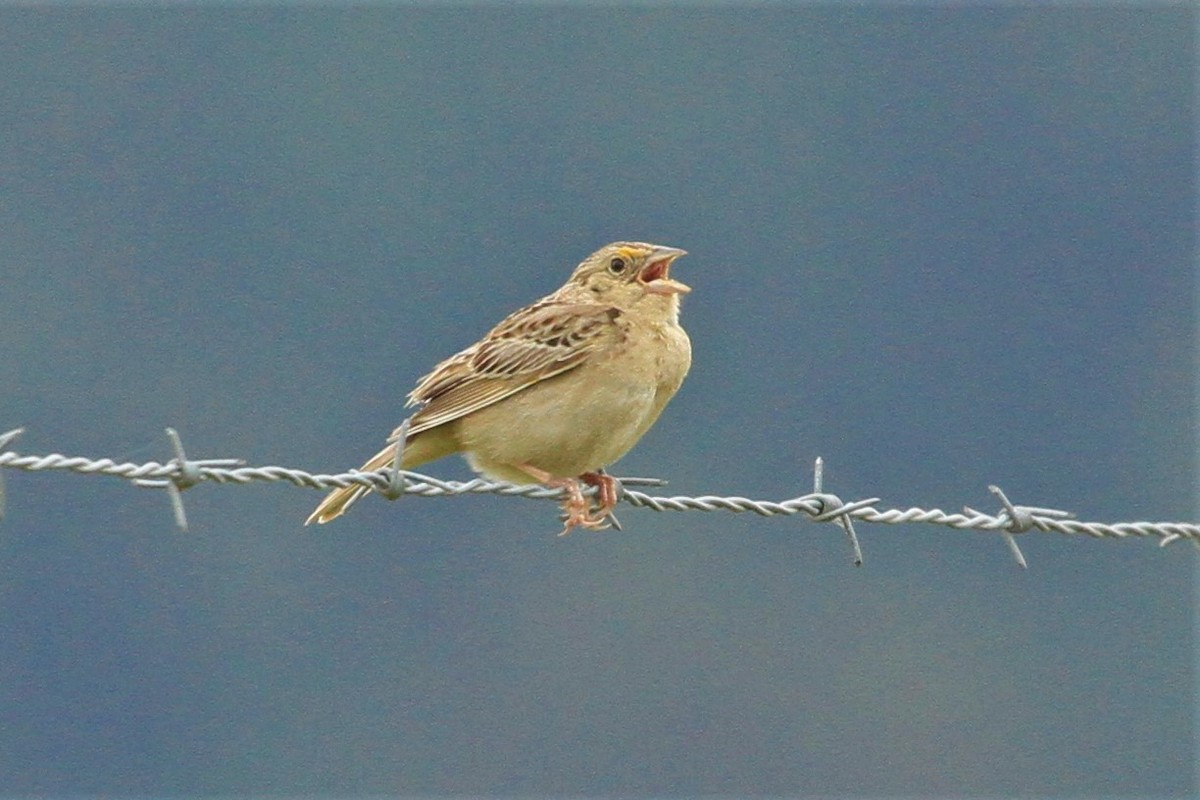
[609,257,627,274]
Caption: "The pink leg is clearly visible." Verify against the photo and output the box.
[517,464,610,535]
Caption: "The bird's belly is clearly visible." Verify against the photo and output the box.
[458,364,660,481]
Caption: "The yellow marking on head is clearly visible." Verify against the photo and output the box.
[614,245,650,263]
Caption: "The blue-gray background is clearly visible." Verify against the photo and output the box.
[1,5,1195,797]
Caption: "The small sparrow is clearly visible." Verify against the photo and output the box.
[306,241,692,533]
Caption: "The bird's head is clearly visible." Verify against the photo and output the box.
[564,242,690,311]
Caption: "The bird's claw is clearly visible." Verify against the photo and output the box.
[557,472,622,535]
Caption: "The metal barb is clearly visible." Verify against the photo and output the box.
[165,428,202,490]
[1003,533,1028,570]
[606,476,667,487]
[985,485,1042,570]
[0,428,18,522]
[379,417,411,501]
[0,427,26,451]
[840,515,864,567]
[812,458,864,567]
[165,483,188,533]
[163,428,195,532]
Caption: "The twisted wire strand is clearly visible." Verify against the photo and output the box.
[2,428,1197,565]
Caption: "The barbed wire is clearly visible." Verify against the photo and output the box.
[1,426,1197,569]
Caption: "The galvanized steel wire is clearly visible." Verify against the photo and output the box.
[2,426,1197,568]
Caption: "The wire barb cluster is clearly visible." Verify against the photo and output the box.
[1,426,1197,568]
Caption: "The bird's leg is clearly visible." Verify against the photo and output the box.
[517,464,609,535]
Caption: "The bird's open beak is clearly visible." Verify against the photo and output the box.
[639,246,690,295]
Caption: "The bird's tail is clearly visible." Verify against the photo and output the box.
[304,425,458,525]
[305,442,399,525]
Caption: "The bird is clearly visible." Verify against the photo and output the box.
[305,241,692,534]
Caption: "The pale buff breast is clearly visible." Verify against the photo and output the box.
[458,318,691,483]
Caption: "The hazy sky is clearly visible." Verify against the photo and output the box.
[1,6,1195,796]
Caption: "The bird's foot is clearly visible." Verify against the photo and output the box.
[580,471,623,531]
[551,476,611,536]
[516,464,611,535]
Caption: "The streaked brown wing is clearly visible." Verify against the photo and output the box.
[391,302,622,439]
